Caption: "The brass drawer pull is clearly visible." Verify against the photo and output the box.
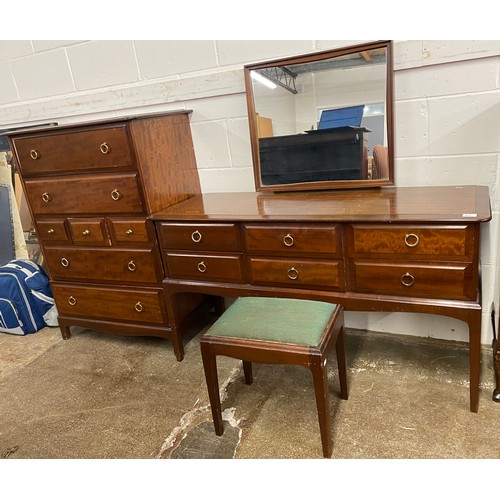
[197,261,207,273]
[82,229,90,236]
[287,267,299,280]
[68,296,77,306]
[127,260,136,272]
[47,228,55,234]
[100,142,110,154]
[126,229,133,235]
[191,230,202,243]
[30,149,40,160]
[283,233,294,247]
[404,233,420,248]
[134,302,143,312]
[111,189,121,201]
[61,257,69,267]
[401,272,415,287]
[42,192,52,203]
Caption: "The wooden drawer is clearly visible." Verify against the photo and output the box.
[67,218,110,246]
[164,252,245,283]
[24,172,144,216]
[157,222,241,252]
[36,219,70,243]
[109,217,152,244]
[349,225,474,259]
[350,260,476,300]
[51,283,167,325]
[248,257,344,290]
[44,246,161,284]
[244,223,341,256]
[12,125,134,176]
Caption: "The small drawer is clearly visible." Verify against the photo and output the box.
[12,125,134,176]
[51,283,167,325]
[36,219,70,243]
[24,172,144,216]
[244,223,341,256]
[67,218,110,246]
[44,246,162,284]
[349,225,473,259]
[109,217,152,244]
[164,252,245,283]
[350,260,476,300]
[157,222,241,252]
[248,257,344,290]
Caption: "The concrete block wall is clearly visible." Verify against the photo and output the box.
[1,39,498,344]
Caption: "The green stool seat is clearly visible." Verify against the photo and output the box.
[200,296,348,458]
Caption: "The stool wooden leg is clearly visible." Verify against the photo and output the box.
[200,346,224,436]
[310,357,332,458]
[336,327,349,400]
[242,361,253,385]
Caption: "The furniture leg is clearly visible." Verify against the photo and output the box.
[310,357,332,458]
[335,326,349,400]
[467,310,481,413]
[60,323,71,340]
[200,346,224,435]
[242,360,253,385]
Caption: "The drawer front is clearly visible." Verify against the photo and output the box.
[349,225,473,259]
[109,217,152,244]
[67,218,111,246]
[350,260,476,300]
[248,257,344,290]
[36,219,70,243]
[44,246,161,284]
[244,223,341,256]
[157,222,241,252]
[12,125,134,176]
[24,173,144,215]
[52,283,167,325]
[165,252,245,283]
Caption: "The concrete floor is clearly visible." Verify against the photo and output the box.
[0,313,499,461]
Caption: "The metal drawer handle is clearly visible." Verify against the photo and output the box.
[134,302,143,312]
[197,261,207,273]
[401,272,415,287]
[61,258,69,267]
[126,229,133,235]
[283,233,294,247]
[100,142,110,154]
[47,228,55,234]
[404,233,420,248]
[68,296,77,306]
[30,149,40,160]
[287,267,299,280]
[42,192,52,203]
[127,260,136,272]
[111,189,121,201]
[82,229,90,236]
[191,230,202,243]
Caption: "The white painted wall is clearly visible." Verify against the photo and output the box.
[1,39,499,344]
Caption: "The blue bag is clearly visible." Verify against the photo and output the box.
[0,259,57,335]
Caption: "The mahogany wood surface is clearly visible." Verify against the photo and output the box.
[153,185,491,411]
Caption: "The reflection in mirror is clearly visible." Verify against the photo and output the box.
[245,40,394,192]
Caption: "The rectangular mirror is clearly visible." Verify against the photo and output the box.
[244,40,394,192]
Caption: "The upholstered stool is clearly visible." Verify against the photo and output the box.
[200,297,348,458]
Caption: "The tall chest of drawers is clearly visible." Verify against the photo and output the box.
[5,111,202,360]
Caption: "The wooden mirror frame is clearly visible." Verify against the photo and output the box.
[244,40,394,192]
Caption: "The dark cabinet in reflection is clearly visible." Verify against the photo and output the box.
[259,127,369,186]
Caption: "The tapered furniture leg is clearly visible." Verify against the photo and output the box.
[199,297,347,458]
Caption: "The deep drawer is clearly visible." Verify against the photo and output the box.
[244,223,341,257]
[44,246,162,284]
[24,172,144,215]
[350,260,476,300]
[109,217,152,244]
[164,252,245,283]
[36,218,70,243]
[52,283,167,325]
[12,125,134,176]
[67,218,111,246]
[349,225,474,259]
[248,257,344,290]
[157,222,241,252]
